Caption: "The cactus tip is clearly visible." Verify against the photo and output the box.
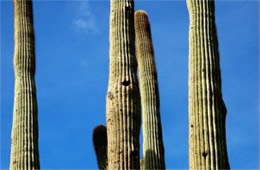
[135,10,148,17]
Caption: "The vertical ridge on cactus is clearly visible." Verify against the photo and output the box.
[187,0,230,169]
[135,10,166,170]
[10,0,40,169]
[93,125,108,170]
[106,0,141,169]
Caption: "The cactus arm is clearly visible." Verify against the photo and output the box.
[106,0,141,169]
[10,0,40,169]
[140,158,144,170]
[187,0,230,169]
[134,10,165,169]
[93,125,108,170]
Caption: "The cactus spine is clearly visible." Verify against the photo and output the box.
[187,0,230,169]
[93,125,108,170]
[135,10,165,169]
[10,0,40,169]
[106,0,141,169]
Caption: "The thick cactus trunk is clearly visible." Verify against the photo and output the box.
[93,125,108,170]
[106,0,141,169]
[135,10,165,170]
[187,0,230,169]
[10,0,40,169]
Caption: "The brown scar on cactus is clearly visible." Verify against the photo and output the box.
[107,91,114,100]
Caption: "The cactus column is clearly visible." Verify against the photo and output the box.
[106,0,141,169]
[187,0,230,169]
[135,10,165,169]
[10,0,40,169]
[93,125,108,169]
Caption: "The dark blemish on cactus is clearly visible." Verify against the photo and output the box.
[191,124,194,128]
[122,80,130,86]
[107,92,114,100]
[13,160,17,164]
[202,151,208,158]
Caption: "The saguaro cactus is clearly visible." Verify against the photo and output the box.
[135,10,165,169]
[10,0,40,169]
[187,0,230,169]
[106,0,141,169]
[93,125,108,169]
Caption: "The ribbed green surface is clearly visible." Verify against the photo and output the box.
[135,10,165,170]
[187,0,230,169]
[93,125,108,170]
[10,0,40,169]
[106,0,141,169]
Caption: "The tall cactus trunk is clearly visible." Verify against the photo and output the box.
[135,10,165,170]
[187,0,230,169]
[10,0,40,169]
[106,0,141,169]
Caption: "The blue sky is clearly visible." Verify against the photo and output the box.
[0,0,259,169]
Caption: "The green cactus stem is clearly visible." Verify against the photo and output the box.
[93,125,108,169]
[134,10,165,169]
[187,0,230,169]
[10,0,40,169]
[106,0,141,169]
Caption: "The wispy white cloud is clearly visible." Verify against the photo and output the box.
[73,1,99,34]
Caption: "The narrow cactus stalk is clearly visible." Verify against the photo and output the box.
[140,158,144,170]
[106,0,141,169]
[187,0,230,169]
[135,10,165,169]
[93,125,108,170]
[10,0,40,169]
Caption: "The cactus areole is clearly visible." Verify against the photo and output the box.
[187,0,230,169]
[106,0,141,169]
[10,0,40,169]
[135,10,166,169]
